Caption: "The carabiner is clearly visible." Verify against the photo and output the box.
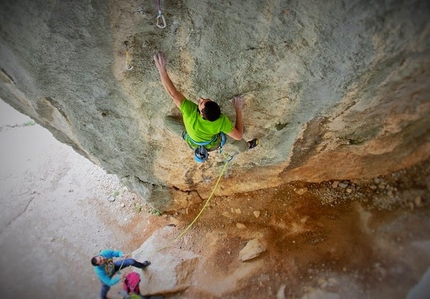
[156,11,166,28]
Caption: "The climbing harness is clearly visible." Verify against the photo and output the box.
[124,41,133,71]
[156,0,166,28]
[183,132,228,163]
[183,133,217,163]
[218,132,227,155]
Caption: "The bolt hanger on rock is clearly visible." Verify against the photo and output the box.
[156,0,166,28]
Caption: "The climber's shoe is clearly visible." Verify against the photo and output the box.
[247,138,259,150]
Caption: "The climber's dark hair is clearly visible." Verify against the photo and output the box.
[201,101,221,121]
[91,256,98,266]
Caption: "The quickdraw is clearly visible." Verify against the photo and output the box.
[156,0,166,28]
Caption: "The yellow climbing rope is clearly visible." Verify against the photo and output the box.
[155,156,231,252]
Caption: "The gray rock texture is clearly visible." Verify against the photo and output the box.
[0,0,429,210]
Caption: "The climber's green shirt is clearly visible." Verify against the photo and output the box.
[180,98,233,149]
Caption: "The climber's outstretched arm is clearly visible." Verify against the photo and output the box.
[227,95,244,140]
[153,51,185,108]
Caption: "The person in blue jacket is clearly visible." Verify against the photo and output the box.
[91,249,150,299]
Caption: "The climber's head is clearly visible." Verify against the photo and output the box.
[91,255,106,266]
[198,98,221,121]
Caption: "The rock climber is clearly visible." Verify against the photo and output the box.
[153,51,258,162]
[91,249,151,299]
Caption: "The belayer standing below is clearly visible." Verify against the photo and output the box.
[153,51,258,162]
[91,249,151,299]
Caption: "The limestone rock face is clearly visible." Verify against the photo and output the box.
[0,0,429,210]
